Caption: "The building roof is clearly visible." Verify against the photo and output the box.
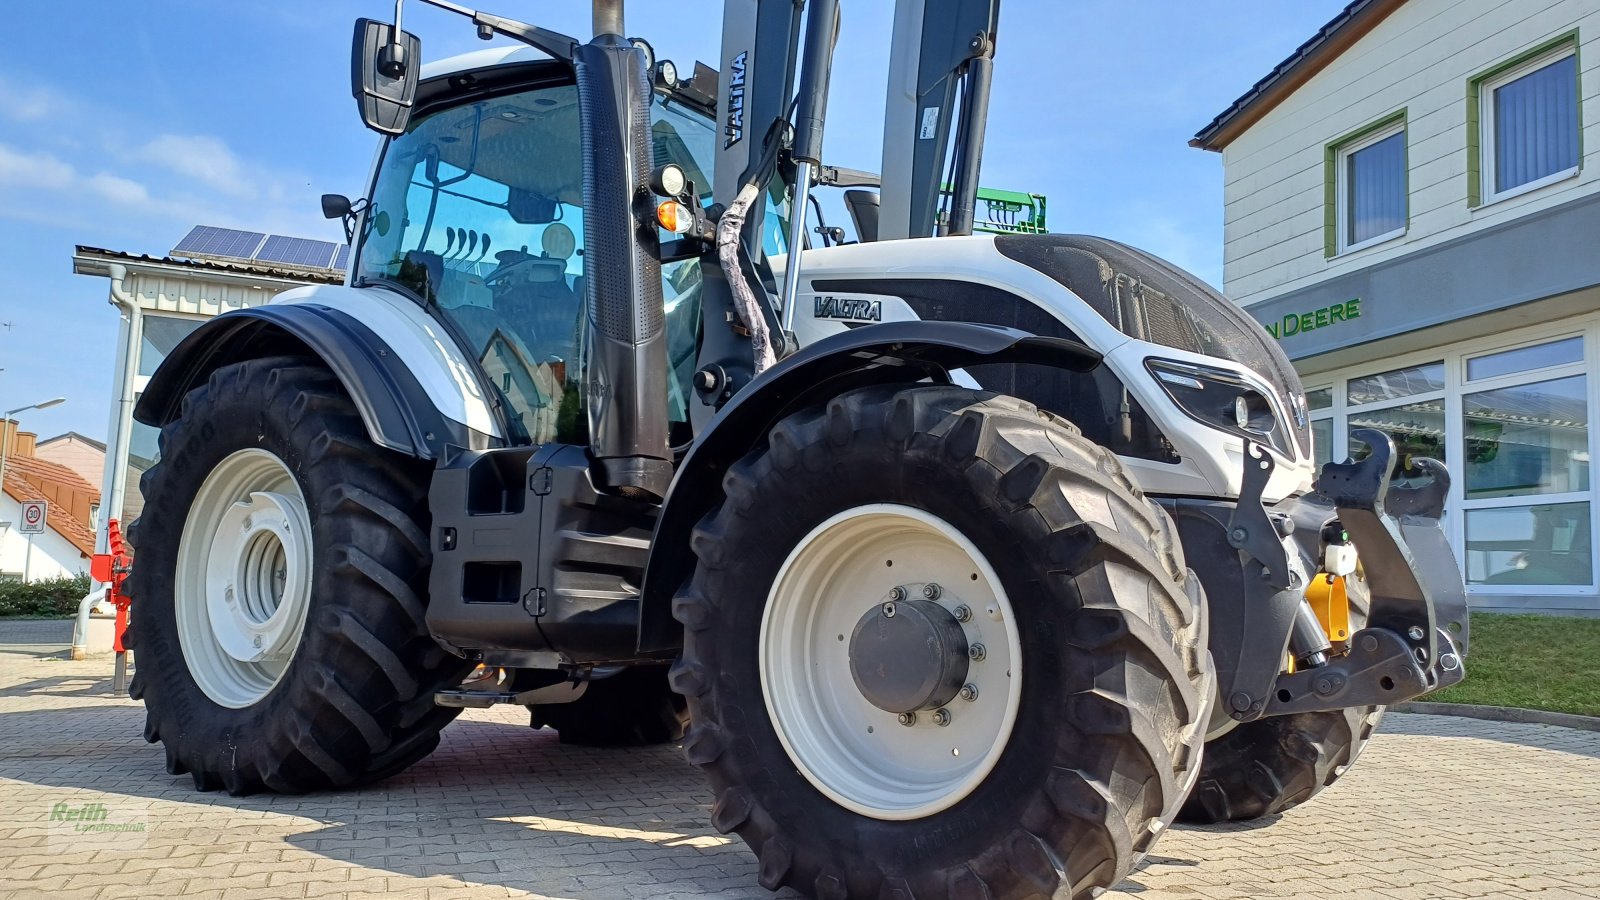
[37,432,107,453]
[3,454,99,557]
[73,246,346,286]
[1191,0,1408,152]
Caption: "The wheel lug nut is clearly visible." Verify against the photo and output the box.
[882,601,897,618]
[923,583,942,600]
[889,586,906,602]
[968,643,986,661]
[959,683,978,702]
[953,604,972,622]
[897,712,916,727]
[932,708,951,727]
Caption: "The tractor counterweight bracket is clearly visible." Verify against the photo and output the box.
[1385,457,1449,521]
[1316,429,1440,665]
[1226,440,1295,591]
[1266,626,1464,715]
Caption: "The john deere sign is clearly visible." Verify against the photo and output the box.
[1263,298,1361,340]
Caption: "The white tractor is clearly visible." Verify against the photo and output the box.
[124,1,1469,897]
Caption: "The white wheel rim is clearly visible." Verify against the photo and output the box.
[175,448,313,708]
[760,504,1022,820]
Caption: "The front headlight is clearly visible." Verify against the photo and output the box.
[1146,359,1292,456]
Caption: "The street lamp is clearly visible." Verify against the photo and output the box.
[0,396,68,511]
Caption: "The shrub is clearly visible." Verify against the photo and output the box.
[0,574,94,618]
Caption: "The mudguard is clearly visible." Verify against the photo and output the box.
[133,302,498,460]
[636,320,1102,652]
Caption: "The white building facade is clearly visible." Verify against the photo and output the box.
[71,246,341,552]
[1195,0,1600,614]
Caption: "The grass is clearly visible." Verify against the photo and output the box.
[1425,613,1600,717]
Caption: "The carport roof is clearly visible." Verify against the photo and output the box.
[73,246,345,286]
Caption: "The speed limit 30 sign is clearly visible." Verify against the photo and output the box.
[19,500,47,535]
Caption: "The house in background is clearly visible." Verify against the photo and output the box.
[0,419,98,581]
[35,432,107,500]
[1193,0,1599,614]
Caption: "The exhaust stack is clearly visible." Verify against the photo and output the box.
[575,0,673,500]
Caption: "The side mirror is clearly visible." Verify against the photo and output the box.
[351,18,421,135]
[321,194,353,220]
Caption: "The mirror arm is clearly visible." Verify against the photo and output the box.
[414,0,579,61]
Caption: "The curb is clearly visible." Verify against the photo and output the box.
[1393,701,1600,732]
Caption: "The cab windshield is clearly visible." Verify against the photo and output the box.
[354,79,771,445]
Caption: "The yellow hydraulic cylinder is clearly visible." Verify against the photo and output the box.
[1305,573,1351,643]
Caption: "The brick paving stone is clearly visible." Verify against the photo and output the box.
[4,642,1599,899]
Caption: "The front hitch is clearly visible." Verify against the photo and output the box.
[1265,430,1466,715]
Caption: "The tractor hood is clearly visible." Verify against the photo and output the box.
[992,234,1312,459]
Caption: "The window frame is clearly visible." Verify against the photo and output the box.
[1323,110,1408,259]
[1335,118,1409,255]
[1468,33,1583,208]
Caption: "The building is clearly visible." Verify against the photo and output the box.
[71,227,346,558]
[0,420,99,581]
[35,432,107,499]
[1194,0,1600,614]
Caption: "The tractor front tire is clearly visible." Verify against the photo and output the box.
[671,385,1213,900]
[528,666,689,746]
[125,357,472,795]
[1179,704,1381,823]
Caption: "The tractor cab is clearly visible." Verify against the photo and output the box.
[347,50,783,448]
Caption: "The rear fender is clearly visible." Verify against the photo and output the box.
[133,294,501,459]
[637,320,1102,652]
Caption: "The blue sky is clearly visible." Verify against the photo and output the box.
[0,0,1342,442]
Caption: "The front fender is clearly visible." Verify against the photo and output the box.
[134,296,501,460]
[637,320,1102,652]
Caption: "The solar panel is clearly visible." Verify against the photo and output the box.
[256,235,340,268]
[172,226,267,260]
[171,225,352,272]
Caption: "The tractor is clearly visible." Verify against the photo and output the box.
[123,1,1470,897]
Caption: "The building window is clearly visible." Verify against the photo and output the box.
[1460,335,1591,587]
[1345,362,1447,489]
[1325,112,1407,257]
[1471,36,1581,206]
[1339,123,1406,251]
[1307,386,1334,469]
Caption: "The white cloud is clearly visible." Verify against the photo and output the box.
[85,172,153,206]
[131,133,257,200]
[0,76,67,122]
[0,144,76,189]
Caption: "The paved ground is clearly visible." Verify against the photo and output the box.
[3,619,1598,900]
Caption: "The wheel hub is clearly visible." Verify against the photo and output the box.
[176,448,313,709]
[760,504,1022,820]
[849,597,969,713]
[204,490,311,664]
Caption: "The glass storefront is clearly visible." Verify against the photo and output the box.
[1306,327,1598,607]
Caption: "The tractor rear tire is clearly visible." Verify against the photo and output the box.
[528,666,689,746]
[671,385,1213,900]
[1179,576,1382,823]
[124,357,473,795]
